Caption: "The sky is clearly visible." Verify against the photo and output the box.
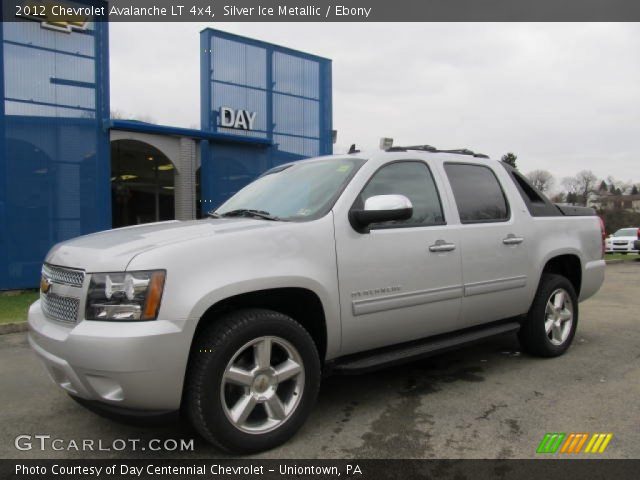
[109,22,640,186]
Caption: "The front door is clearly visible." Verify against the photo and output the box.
[334,160,464,355]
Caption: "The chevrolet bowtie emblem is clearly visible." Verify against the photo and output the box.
[18,2,89,33]
[40,276,52,294]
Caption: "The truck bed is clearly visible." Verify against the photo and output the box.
[555,205,596,216]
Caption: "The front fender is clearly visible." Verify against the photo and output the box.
[126,215,341,359]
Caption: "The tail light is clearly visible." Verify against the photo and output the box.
[599,217,606,258]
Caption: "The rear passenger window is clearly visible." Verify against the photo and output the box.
[356,161,445,228]
[444,163,509,223]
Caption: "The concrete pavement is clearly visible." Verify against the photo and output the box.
[1,263,638,459]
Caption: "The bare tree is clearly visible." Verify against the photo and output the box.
[110,109,156,124]
[562,170,598,206]
[110,109,127,119]
[134,114,157,124]
[561,176,579,193]
[526,169,555,193]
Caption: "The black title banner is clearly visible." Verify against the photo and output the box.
[3,459,640,480]
[3,0,640,22]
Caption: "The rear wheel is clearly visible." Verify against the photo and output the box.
[185,309,321,453]
[518,274,578,357]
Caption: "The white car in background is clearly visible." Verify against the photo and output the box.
[605,228,640,254]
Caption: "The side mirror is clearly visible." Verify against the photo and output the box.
[350,194,413,232]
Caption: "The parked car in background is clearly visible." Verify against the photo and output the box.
[605,227,640,254]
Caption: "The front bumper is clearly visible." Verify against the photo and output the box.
[28,300,192,411]
[605,242,638,253]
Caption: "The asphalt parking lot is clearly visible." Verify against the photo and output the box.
[1,262,638,459]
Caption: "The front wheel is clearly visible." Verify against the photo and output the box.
[518,274,578,357]
[185,309,321,453]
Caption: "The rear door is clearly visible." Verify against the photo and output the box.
[442,162,531,327]
[334,160,464,355]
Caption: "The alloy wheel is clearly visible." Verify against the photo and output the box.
[220,336,305,434]
[544,288,574,346]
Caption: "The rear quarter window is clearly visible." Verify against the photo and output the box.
[500,162,562,217]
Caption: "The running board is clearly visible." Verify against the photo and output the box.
[331,321,520,374]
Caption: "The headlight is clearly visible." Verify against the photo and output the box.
[86,270,166,321]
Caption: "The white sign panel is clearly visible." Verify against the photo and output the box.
[219,107,257,131]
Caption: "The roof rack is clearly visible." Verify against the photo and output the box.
[437,148,490,159]
[386,145,489,158]
[386,144,437,152]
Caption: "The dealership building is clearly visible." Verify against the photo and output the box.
[0,11,333,289]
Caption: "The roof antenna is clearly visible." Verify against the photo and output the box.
[348,144,360,154]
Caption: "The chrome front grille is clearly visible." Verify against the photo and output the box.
[42,264,85,287]
[41,292,80,324]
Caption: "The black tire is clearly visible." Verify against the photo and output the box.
[518,273,578,358]
[185,309,321,453]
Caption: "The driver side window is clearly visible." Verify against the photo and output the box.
[355,161,445,228]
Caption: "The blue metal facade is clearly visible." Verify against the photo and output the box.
[200,29,333,210]
[0,22,331,290]
[0,3,110,289]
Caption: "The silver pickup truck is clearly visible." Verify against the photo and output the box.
[28,147,606,453]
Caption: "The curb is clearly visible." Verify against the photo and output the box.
[605,258,640,265]
[0,322,28,335]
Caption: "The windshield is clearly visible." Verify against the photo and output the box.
[613,228,638,237]
[214,157,365,221]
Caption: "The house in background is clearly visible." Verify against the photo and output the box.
[595,194,640,212]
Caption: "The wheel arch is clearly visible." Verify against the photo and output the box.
[191,286,328,362]
[539,253,582,297]
[180,283,330,413]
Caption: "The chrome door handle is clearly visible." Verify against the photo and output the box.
[503,234,524,245]
[429,240,456,252]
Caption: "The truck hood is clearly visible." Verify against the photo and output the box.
[46,219,276,272]
[606,236,637,242]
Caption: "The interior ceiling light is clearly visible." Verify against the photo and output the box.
[157,164,174,171]
[119,174,138,181]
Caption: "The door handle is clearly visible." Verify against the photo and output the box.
[429,239,456,252]
[503,234,524,245]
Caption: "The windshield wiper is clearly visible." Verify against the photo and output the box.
[206,211,221,218]
[217,209,282,221]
